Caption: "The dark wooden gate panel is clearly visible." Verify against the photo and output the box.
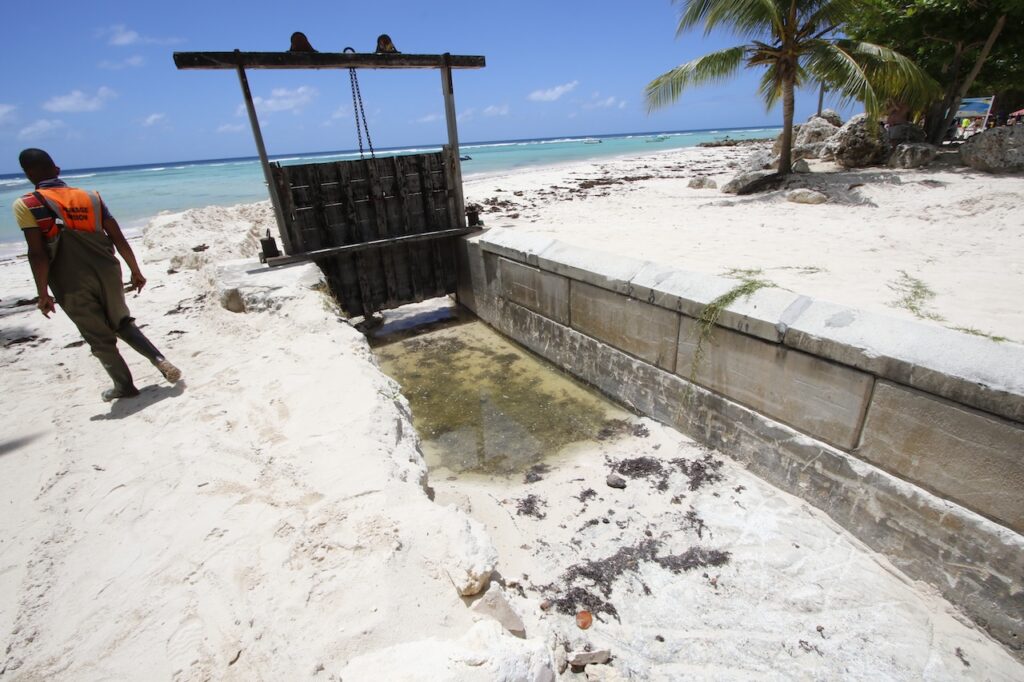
[271,151,467,317]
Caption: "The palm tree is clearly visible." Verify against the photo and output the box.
[646,0,937,174]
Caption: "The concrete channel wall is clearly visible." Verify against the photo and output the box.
[455,228,1024,656]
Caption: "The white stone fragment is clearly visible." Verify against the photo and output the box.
[338,620,554,682]
[786,188,828,204]
[470,584,526,636]
[442,513,498,596]
[568,649,612,666]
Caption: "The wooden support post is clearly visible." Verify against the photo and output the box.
[441,54,466,228]
[236,57,293,255]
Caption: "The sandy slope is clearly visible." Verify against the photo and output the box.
[0,210,547,680]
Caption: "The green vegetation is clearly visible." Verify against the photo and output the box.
[888,270,945,321]
[646,0,937,174]
[687,273,776,397]
[951,326,1009,343]
[846,1,1024,143]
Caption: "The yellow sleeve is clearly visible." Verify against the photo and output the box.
[12,198,39,229]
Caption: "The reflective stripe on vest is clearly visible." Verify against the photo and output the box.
[29,187,103,240]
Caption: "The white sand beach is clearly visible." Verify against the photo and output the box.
[2,145,1022,680]
[463,143,1024,343]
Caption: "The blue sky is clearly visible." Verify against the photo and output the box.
[0,0,855,173]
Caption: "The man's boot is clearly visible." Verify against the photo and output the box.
[116,318,182,383]
[96,352,140,402]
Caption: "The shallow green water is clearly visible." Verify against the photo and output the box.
[373,315,628,477]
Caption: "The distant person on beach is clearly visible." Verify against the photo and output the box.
[12,148,181,401]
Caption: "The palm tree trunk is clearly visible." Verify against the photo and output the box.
[779,75,795,174]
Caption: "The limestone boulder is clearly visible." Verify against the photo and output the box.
[687,175,717,189]
[796,117,839,146]
[823,114,888,168]
[792,159,811,173]
[959,126,1024,173]
[793,143,826,161]
[816,108,843,127]
[743,148,777,171]
[888,143,938,169]
[884,123,927,146]
[721,170,776,194]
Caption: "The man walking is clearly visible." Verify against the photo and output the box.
[13,148,181,401]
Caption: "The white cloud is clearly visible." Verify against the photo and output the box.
[458,108,476,123]
[217,123,245,133]
[142,113,166,127]
[98,24,181,46]
[528,80,578,102]
[330,106,349,120]
[415,113,441,124]
[483,104,509,117]
[99,55,145,70]
[18,119,65,140]
[43,87,116,113]
[0,104,15,125]
[583,95,624,110]
[237,86,317,116]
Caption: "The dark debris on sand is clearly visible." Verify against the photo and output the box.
[516,494,548,519]
[601,451,724,494]
[670,453,725,491]
[597,419,650,441]
[524,463,552,484]
[537,539,731,623]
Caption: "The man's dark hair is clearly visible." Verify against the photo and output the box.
[19,148,56,175]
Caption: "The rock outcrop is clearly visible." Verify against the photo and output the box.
[816,108,843,127]
[884,123,927,146]
[796,117,839,146]
[688,175,717,189]
[888,143,938,169]
[959,126,1024,172]
[823,114,888,168]
[721,170,776,194]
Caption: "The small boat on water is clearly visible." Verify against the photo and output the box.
[646,135,669,143]
[460,155,472,161]
[582,138,602,144]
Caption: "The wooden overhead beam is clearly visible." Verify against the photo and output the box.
[173,51,486,70]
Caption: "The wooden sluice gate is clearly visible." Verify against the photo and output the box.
[174,44,485,317]
[270,151,462,316]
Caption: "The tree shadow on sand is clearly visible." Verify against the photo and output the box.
[90,381,186,421]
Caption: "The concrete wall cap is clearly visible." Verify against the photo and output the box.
[785,300,1024,423]
[535,241,646,294]
[476,228,556,266]
[632,268,806,342]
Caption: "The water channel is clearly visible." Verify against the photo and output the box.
[370,305,631,478]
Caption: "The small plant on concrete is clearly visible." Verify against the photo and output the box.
[687,274,776,399]
[951,326,1008,343]
[888,270,944,321]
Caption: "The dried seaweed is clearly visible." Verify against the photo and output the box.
[538,539,731,622]
[524,463,551,484]
[516,494,547,519]
[671,453,725,491]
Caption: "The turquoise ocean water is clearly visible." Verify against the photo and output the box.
[1,126,776,253]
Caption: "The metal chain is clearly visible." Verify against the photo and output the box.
[343,48,375,159]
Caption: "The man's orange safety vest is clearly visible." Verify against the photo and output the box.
[21,187,104,241]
